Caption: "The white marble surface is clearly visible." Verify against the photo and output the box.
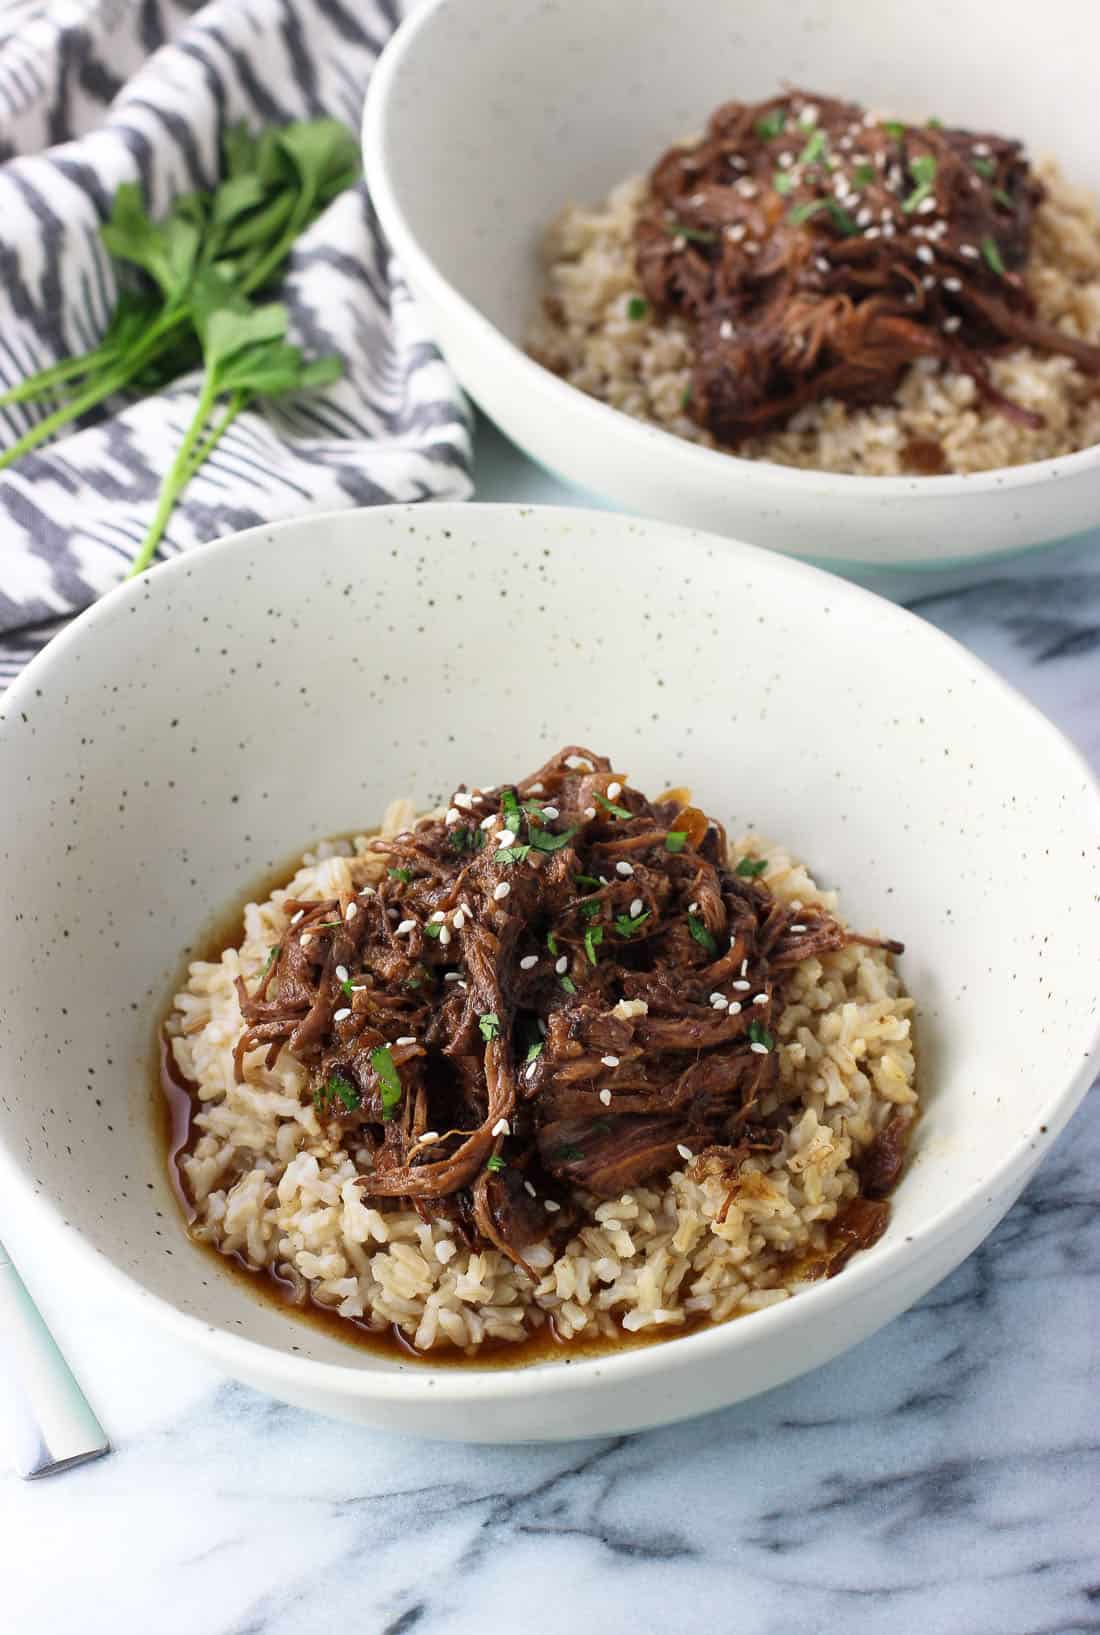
[2,418,1098,1635]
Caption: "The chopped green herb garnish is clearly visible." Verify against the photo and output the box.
[755,107,786,140]
[826,200,860,236]
[788,198,830,227]
[926,116,944,129]
[688,914,718,956]
[665,831,688,853]
[580,898,602,921]
[330,1073,360,1111]
[798,129,826,168]
[486,1154,506,1173]
[666,223,717,245]
[496,843,532,866]
[424,922,444,939]
[574,873,601,890]
[883,120,906,140]
[261,945,279,975]
[371,1045,402,1121]
[546,930,559,956]
[529,824,578,854]
[902,154,937,214]
[748,1020,775,1051]
[627,296,649,320]
[448,826,484,854]
[584,924,604,965]
[553,1143,585,1162]
[388,867,412,882]
[478,1011,501,1042]
[773,171,795,196]
[735,856,768,879]
[851,162,876,190]
[525,1040,544,1064]
[993,188,1014,211]
[614,910,651,938]
[981,234,1005,275]
[340,978,354,1000]
[681,384,693,410]
[560,975,577,995]
[501,786,522,828]
[971,157,995,179]
[594,791,632,820]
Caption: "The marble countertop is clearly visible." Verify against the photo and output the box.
[2,419,1097,1635]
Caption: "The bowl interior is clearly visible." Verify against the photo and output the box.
[378,0,1100,343]
[0,504,1098,1378]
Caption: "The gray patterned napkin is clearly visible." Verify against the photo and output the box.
[0,0,472,687]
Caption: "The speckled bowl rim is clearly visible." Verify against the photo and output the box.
[1,502,1098,1409]
[364,0,1100,503]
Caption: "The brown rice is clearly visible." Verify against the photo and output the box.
[166,800,917,1355]
[526,160,1100,475]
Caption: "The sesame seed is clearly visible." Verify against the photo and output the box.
[753,994,769,1005]
[709,991,727,1005]
[395,918,415,935]
[814,256,830,273]
[922,275,936,290]
[800,103,819,126]
[335,965,349,982]
[741,959,749,976]
[916,245,934,264]
[525,1061,537,1079]
[419,1131,439,1143]
[744,240,759,255]
[689,191,706,207]
[430,910,446,923]
[726,223,746,242]
[599,1088,612,1106]
[616,861,634,877]
[520,954,538,970]
[728,1002,742,1015]
[387,907,399,920]
[453,910,466,929]
[479,814,496,830]
[882,222,896,238]
[599,875,610,886]
[396,1035,416,1045]
[733,980,751,991]
[606,781,622,800]
[736,179,758,198]
[538,1019,547,1035]
[290,909,304,925]
[943,276,962,291]
[491,1117,510,1136]
[856,207,872,227]
[524,1180,537,1197]
[453,791,473,810]
[542,806,560,819]
[444,971,462,982]
[972,141,991,157]
[528,782,544,794]
[301,935,313,949]
[676,1144,694,1161]
[630,897,644,918]
[482,784,497,794]
[864,226,881,239]
[729,154,748,170]
[544,1199,561,1213]
[438,926,451,946]
[601,1055,620,1067]
[445,807,460,825]
[719,318,735,340]
[943,315,961,332]
[750,1042,769,1055]
[790,924,807,933]
[333,1008,351,1021]
[584,806,597,819]
[688,901,699,914]
[555,955,568,974]
[673,235,687,251]
[917,195,936,215]
[778,150,793,168]
[960,242,979,259]
[492,882,511,902]
[496,829,516,848]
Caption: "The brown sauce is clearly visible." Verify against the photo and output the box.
[155,846,886,1371]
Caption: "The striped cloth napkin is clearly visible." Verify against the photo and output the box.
[0,0,472,688]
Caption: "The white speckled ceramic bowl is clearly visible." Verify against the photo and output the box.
[364,0,1100,566]
[0,504,1097,1440]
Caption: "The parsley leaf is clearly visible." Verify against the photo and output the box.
[613,911,651,937]
[486,1155,506,1173]
[261,945,279,975]
[735,857,768,878]
[594,791,632,820]
[478,1012,501,1042]
[496,843,532,866]
[788,198,830,227]
[665,223,717,245]
[501,787,522,829]
[688,915,718,956]
[773,171,795,196]
[424,922,444,940]
[665,831,688,853]
[388,867,412,882]
[371,1046,403,1120]
[755,107,786,140]
[883,120,906,140]
[798,129,826,167]
[627,296,649,320]
[546,931,559,956]
[529,824,578,854]
[902,154,937,213]
[560,975,577,995]
[448,826,484,854]
[748,1020,775,1051]
[525,1040,544,1064]
[584,924,604,965]
[574,873,601,890]
[972,156,996,179]
[851,162,876,189]
[981,234,1006,275]
[340,978,354,1000]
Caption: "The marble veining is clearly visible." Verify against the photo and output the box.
[1,420,1097,1635]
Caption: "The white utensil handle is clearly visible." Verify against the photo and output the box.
[0,1238,109,1478]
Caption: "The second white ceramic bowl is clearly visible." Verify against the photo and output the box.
[0,504,1098,1439]
[365,0,1100,566]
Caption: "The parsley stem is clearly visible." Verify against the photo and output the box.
[127,375,241,578]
